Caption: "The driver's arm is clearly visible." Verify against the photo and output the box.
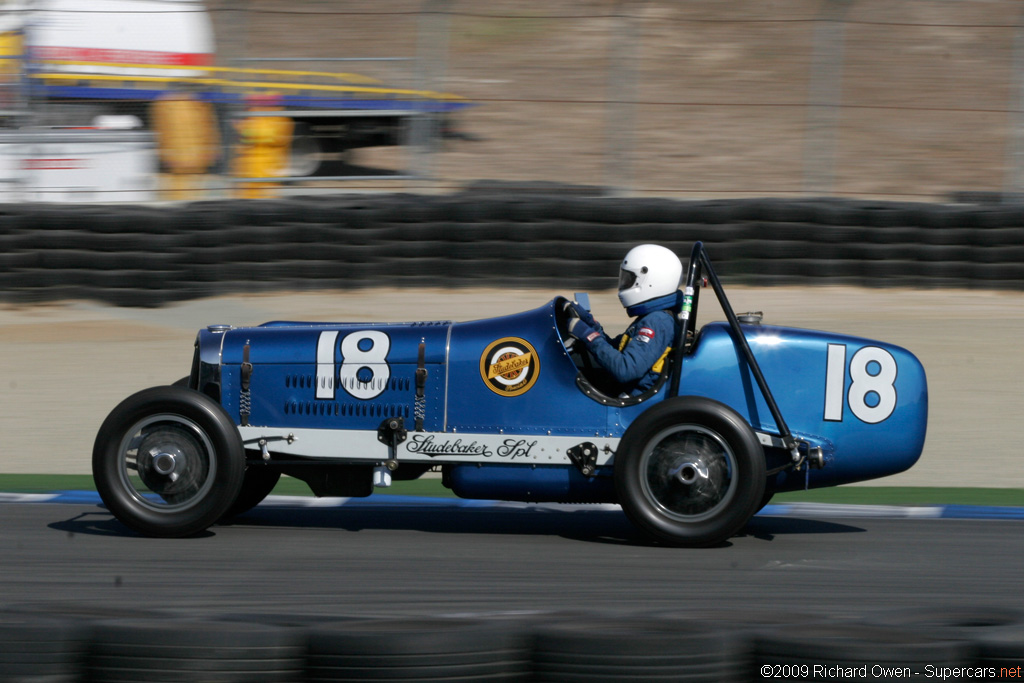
[580,313,675,385]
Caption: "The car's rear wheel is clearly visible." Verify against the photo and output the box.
[93,386,245,537]
[615,396,765,546]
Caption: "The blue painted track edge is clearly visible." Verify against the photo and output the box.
[2,491,1024,520]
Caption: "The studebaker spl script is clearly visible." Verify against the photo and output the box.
[405,434,538,459]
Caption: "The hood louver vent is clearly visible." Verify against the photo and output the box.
[285,401,410,419]
[286,374,411,392]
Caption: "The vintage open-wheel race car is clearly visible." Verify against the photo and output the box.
[93,242,927,546]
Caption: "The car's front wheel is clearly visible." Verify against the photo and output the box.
[615,396,765,547]
[93,386,245,537]
[222,465,282,518]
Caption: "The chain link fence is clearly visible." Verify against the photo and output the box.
[1,0,1023,202]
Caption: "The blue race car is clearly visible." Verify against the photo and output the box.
[93,243,928,546]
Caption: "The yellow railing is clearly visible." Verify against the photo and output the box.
[29,59,467,102]
[37,59,382,85]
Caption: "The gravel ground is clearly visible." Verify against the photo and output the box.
[1,285,1020,487]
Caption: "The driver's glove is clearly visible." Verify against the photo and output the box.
[567,317,602,344]
[564,301,602,331]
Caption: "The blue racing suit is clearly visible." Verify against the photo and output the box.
[576,293,680,396]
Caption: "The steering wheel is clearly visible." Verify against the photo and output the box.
[555,296,595,373]
[554,296,578,351]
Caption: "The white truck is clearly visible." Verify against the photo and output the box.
[0,0,466,200]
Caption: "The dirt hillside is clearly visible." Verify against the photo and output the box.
[217,0,1021,200]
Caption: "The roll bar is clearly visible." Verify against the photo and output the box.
[669,242,797,451]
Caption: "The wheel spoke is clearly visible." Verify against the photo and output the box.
[640,424,737,522]
[615,397,766,546]
[116,414,217,513]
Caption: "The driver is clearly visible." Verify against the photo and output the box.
[566,244,683,397]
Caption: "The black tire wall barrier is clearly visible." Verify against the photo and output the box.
[1,194,1023,307]
[3,608,1024,682]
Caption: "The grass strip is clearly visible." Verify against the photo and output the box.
[0,474,1021,507]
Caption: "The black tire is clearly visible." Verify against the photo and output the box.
[752,622,971,680]
[86,618,303,682]
[176,373,282,518]
[531,616,734,683]
[614,396,766,547]
[0,614,85,680]
[866,605,1024,639]
[92,386,245,537]
[976,624,1024,670]
[304,618,530,682]
[222,465,282,518]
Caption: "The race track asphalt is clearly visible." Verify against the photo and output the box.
[4,498,1022,623]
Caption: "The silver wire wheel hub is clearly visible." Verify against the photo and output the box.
[639,424,738,523]
[118,414,218,512]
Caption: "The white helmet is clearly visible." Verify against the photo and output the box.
[617,244,683,309]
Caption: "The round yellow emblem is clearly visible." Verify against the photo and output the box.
[479,337,541,397]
